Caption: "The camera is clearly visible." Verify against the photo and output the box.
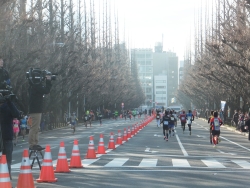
[0,81,16,103]
[26,68,57,85]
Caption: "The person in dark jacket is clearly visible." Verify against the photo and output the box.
[28,69,52,150]
[0,93,20,178]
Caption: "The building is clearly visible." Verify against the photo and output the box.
[153,43,178,106]
[131,48,154,108]
[154,75,168,108]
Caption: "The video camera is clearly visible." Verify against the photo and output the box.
[0,81,16,103]
[26,68,57,85]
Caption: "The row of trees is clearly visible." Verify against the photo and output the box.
[0,0,145,118]
[178,0,250,117]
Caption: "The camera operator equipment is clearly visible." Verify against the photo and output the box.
[26,68,55,151]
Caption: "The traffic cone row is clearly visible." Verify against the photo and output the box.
[1,117,155,187]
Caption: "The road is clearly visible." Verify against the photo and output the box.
[8,116,250,188]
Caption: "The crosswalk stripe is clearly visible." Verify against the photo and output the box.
[139,159,158,167]
[201,159,226,168]
[104,158,129,167]
[231,160,250,169]
[82,159,100,166]
[172,159,190,167]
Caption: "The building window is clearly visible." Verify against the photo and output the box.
[156,80,166,83]
[156,86,166,89]
[146,95,152,99]
[146,61,152,65]
[156,91,166,94]
[146,67,152,72]
[156,97,166,100]
[146,54,151,58]
[146,88,152,93]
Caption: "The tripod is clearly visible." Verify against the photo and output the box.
[29,149,44,170]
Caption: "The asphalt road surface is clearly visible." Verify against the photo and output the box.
[8,116,250,188]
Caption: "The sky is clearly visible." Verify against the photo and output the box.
[109,0,206,61]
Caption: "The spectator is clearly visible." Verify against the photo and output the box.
[233,110,239,130]
[0,93,20,179]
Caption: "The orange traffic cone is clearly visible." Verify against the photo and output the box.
[69,140,83,168]
[0,155,12,188]
[85,136,97,159]
[132,125,135,136]
[55,141,71,172]
[16,149,35,188]
[116,130,123,145]
[96,134,106,154]
[127,126,131,139]
[37,145,57,183]
[108,132,116,149]
[123,128,127,141]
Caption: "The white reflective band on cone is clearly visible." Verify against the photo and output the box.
[0,166,9,173]
[20,169,32,174]
[44,152,52,160]
[42,162,53,166]
[72,153,80,156]
[58,156,67,159]
[99,143,104,146]
[73,145,79,150]
[89,141,94,144]
[88,146,95,149]
[100,138,104,142]
[21,157,30,166]
[59,147,66,153]
[0,177,10,182]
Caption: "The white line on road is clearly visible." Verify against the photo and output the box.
[220,136,250,152]
[201,159,226,168]
[104,158,129,167]
[176,134,188,156]
[231,160,250,169]
[172,159,191,167]
[139,159,158,167]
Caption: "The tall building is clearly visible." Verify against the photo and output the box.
[154,75,168,108]
[153,43,178,106]
[131,48,154,107]
[179,60,184,85]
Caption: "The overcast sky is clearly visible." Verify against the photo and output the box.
[108,0,206,61]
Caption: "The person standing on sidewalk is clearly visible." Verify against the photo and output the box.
[233,110,239,130]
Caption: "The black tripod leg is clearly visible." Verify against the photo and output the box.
[36,156,42,170]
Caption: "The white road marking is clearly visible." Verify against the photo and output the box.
[176,134,188,156]
[172,159,190,167]
[82,159,99,167]
[231,160,250,169]
[216,149,225,154]
[220,136,250,152]
[104,158,129,167]
[201,159,226,168]
[139,159,158,167]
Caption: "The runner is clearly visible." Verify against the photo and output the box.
[156,110,161,128]
[186,110,194,135]
[179,110,187,133]
[210,111,223,147]
[169,111,176,136]
[161,110,170,141]
[208,110,214,144]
